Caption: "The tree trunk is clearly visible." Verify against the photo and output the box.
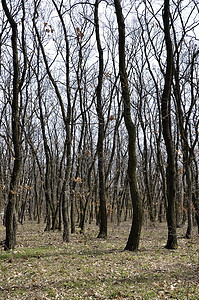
[2,0,21,250]
[162,0,177,249]
[192,157,199,233]
[114,0,142,251]
[94,0,107,239]
[62,180,69,242]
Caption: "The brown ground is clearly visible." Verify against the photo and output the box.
[0,219,199,299]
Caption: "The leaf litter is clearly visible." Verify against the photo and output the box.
[0,221,198,299]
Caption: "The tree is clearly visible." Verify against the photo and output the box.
[2,0,27,250]
[1,0,198,252]
[114,0,142,251]
[94,0,107,238]
[161,0,177,249]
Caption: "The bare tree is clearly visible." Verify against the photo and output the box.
[114,0,142,251]
[94,0,107,238]
[2,0,27,250]
[161,0,178,249]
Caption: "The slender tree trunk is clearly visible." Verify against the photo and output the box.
[139,117,154,222]
[192,157,199,233]
[162,0,177,249]
[184,164,192,238]
[114,0,142,251]
[61,180,69,242]
[2,0,21,250]
[94,0,107,238]
[80,194,90,234]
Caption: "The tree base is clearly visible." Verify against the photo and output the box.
[165,242,178,250]
[124,245,138,252]
[184,233,191,239]
[97,232,107,239]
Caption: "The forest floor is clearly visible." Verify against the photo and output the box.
[0,219,199,299]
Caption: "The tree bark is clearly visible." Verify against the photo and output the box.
[162,0,177,249]
[94,0,107,238]
[2,0,21,250]
[114,0,142,251]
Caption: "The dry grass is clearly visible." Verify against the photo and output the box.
[0,219,199,299]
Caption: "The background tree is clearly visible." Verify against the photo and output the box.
[0,0,198,251]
